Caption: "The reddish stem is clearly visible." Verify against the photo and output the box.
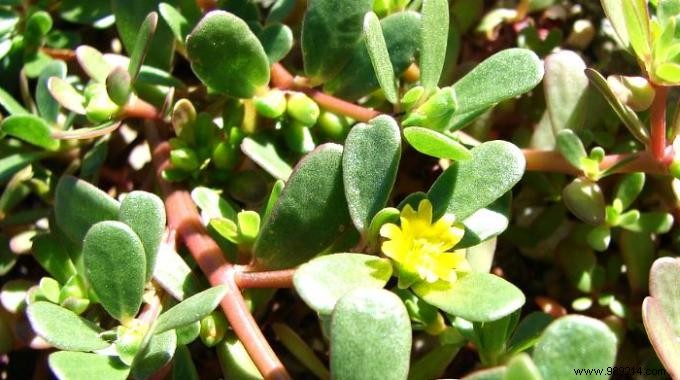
[234,268,296,289]
[523,149,668,175]
[123,97,162,120]
[148,127,291,380]
[270,63,295,90]
[650,85,669,163]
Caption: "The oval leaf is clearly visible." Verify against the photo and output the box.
[420,0,449,92]
[331,289,411,380]
[649,257,680,336]
[186,11,269,98]
[293,253,393,315]
[301,0,373,83]
[1,114,59,151]
[258,23,293,64]
[83,221,146,321]
[154,285,228,334]
[47,77,86,114]
[642,297,680,379]
[412,272,525,322]
[55,175,120,243]
[363,12,398,104]
[254,144,351,270]
[36,60,67,123]
[131,330,177,379]
[428,140,525,220]
[27,301,109,351]
[451,48,543,121]
[49,352,129,380]
[404,126,472,161]
[343,116,401,232]
[119,191,166,281]
[544,50,590,133]
[532,315,617,379]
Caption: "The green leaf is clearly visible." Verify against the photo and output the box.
[258,23,293,64]
[504,353,542,380]
[412,272,525,322]
[59,0,112,26]
[0,86,29,115]
[83,221,146,322]
[111,0,174,70]
[302,0,373,83]
[49,352,129,380]
[172,345,200,380]
[544,51,590,133]
[153,244,202,301]
[119,191,166,281]
[55,175,120,243]
[642,297,680,378]
[621,0,652,63]
[191,186,237,221]
[428,140,525,220]
[614,172,645,210]
[408,344,461,380]
[106,67,132,106]
[463,367,507,380]
[1,114,59,151]
[253,144,351,270]
[648,257,680,336]
[507,312,554,354]
[420,0,449,92]
[32,234,77,284]
[555,130,587,170]
[131,330,177,379]
[47,77,86,114]
[363,12,398,104]
[241,136,293,181]
[458,193,511,249]
[294,253,392,315]
[331,289,411,380]
[186,11,269,98]
[601,0,630,49]
[76,45,111,83]
[0,152,49,184]
[343,115,401,232]
[561,178,605,225]
[324,11,420,100]
[154,285,227,334]
[532,315,617,379]
[128,12,158,83]
[451,48,543,121]
[272,323,330,380]
[159,3,191,43]
[216,333,262,380]
[404,126,472,161]
[36,60,67,123]
[620,211,673,234]
[27,301,109,351]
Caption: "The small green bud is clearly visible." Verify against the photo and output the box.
[287,92,320,126]
[172,99,197,141]
[170,147,200,171]
[400,86,425,111]
[284,121,316,154]
[84,83,121,123]
[60,297,90,315]
[402,87,457,131]
[37,277,60,304]
[670,159,680,179]
[562,178,606,225]
[254,89,287,119]
[200,311,228,347]
[318,111,350,140]
[589,147,605,163]
[606,75,655,112]
[194,113,220,151]
[587,225,611,252]
[116,320,148,365]
[212,141,239,170]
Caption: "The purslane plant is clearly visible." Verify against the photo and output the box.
[0,0,679,379]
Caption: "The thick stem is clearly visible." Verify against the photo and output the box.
[650,85,669,163]
[234,267,296,289]
[147,126,290,380]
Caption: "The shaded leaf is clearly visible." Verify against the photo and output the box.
[154,285,227,334]
[49,352,129,380]
[258,23,293,64]
[544,51,590,133]
[241,136,292,181]
[36,60,67,123]
[132,330,177,379]
[119,191,166,281]
[47,77,86,114]
[363,12,398,103]
[1,114,59,151]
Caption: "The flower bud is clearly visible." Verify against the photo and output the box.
[284,121,316,154]
[318,111,350,140]
[400,86,425,111]
[212,141,239,170]
[84,83,121,123]
[562,178,606,225]
[200,311,227,347]
[287,92,320,126]
[254,89,287,119]
[116,320,148,365]
[170,147,200,171]
[176,321,201,345]
[402,87,457,131]
[172,99,197,141]
[607,75,655,112]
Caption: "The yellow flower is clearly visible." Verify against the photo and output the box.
[380,199,470,288]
